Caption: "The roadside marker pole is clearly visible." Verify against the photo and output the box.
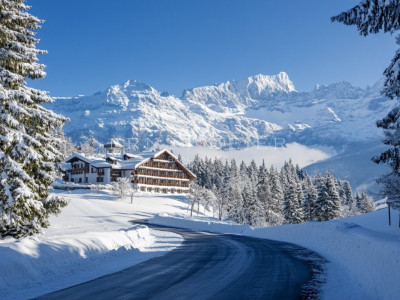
[388,203,391,226]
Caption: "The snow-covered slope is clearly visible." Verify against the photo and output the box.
[151,208,400,300]
[0,190,189,299]
[46,73,395,152]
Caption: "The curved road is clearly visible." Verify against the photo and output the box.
[38,223,324,299]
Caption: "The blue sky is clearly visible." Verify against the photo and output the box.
[28,0,397,97]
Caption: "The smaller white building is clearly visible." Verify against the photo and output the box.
[63,153,137,184]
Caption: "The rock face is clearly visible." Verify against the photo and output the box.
[46,72,394,152]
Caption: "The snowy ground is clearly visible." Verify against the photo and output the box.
[1,189,399,299]
[0,189,190,299]
[151,209,400,300]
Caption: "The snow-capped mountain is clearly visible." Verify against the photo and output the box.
[46,72,395,153]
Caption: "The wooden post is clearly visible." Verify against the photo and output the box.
[388,203,391,226]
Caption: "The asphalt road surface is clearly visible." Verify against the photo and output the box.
[38,222,324,300]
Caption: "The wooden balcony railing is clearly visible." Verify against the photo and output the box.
[135,172,188,179]
[133,180,189,188]
[141,165,178,170]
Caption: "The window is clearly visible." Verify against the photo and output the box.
[78,178,82,183]
[97,177,104,183]
[85,177,88,183]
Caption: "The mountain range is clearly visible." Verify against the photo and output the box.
[46,72,394,153]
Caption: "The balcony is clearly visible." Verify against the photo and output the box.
[136,172,188,179]
[132,180,189,188]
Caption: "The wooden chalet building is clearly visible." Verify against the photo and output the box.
[131,149,196,194]
[63,145,196,194]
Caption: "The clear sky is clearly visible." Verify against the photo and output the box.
[27,0,397,97]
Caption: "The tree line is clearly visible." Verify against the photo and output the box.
[188,155,375,227]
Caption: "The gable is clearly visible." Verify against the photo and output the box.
[135,149,196,180]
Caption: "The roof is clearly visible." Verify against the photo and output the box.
[104,140,124,149]
[64,153,93,164]
[135,149,196,179]
[63,149,196,178]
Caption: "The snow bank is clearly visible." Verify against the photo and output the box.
[0,226,154,299]
[0,190,186,299]
[151,210,400,300]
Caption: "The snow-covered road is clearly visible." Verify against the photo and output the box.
[38,222,324,299]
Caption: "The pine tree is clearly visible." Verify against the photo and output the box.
[257,168,272,224]
[358,192,376,213]
[303,175,317,222]
[242,180,263,226]
[268,166,284,224]
[325,173,342,219]
[343,181,354,208]
[283,173,303,224]
[0,0,68,238]
[314,173,341,221]
[333,1,400,211]
[225,158,245,223]
[212,157,224,190]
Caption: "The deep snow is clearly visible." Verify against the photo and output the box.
[0,189,187,299]
[1,189,399,299]
[150,209,400,300]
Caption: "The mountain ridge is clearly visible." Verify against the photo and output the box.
[45,72,395,153]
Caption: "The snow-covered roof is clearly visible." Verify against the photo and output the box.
[63,149,195,177]
[134,149,196,178]
[104,140,124,149]
[64,153,93,164]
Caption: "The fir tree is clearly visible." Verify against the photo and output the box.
[268,166,284,224]
[242,180,263,226]
[333,1,400,211]
[315,173,341,221]
[303,175,317,222]
[283,181,303,224]
[358,192,376,213]
[343,181,354,208]
[0,0,68,238]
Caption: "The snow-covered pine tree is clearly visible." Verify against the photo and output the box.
[257,167,273,224]
[225,158,245,224]
[189,154,203,184]
[283,174,303,224]
[343,181,354,208]
[212,157,224,190]
[268,166,284,225]
[358,192,376,213]
[332,1,400,211]
[303,175,317,222]
[248,159,258,184]
[242,179,263,226]
[340,180,355,217]
[325,173,342,219]
[353,192,361,215]
[0,0,68,238]
[314,173,341,221]
[204,157,213,189]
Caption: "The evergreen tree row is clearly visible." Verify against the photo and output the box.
[189,155,375,227]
